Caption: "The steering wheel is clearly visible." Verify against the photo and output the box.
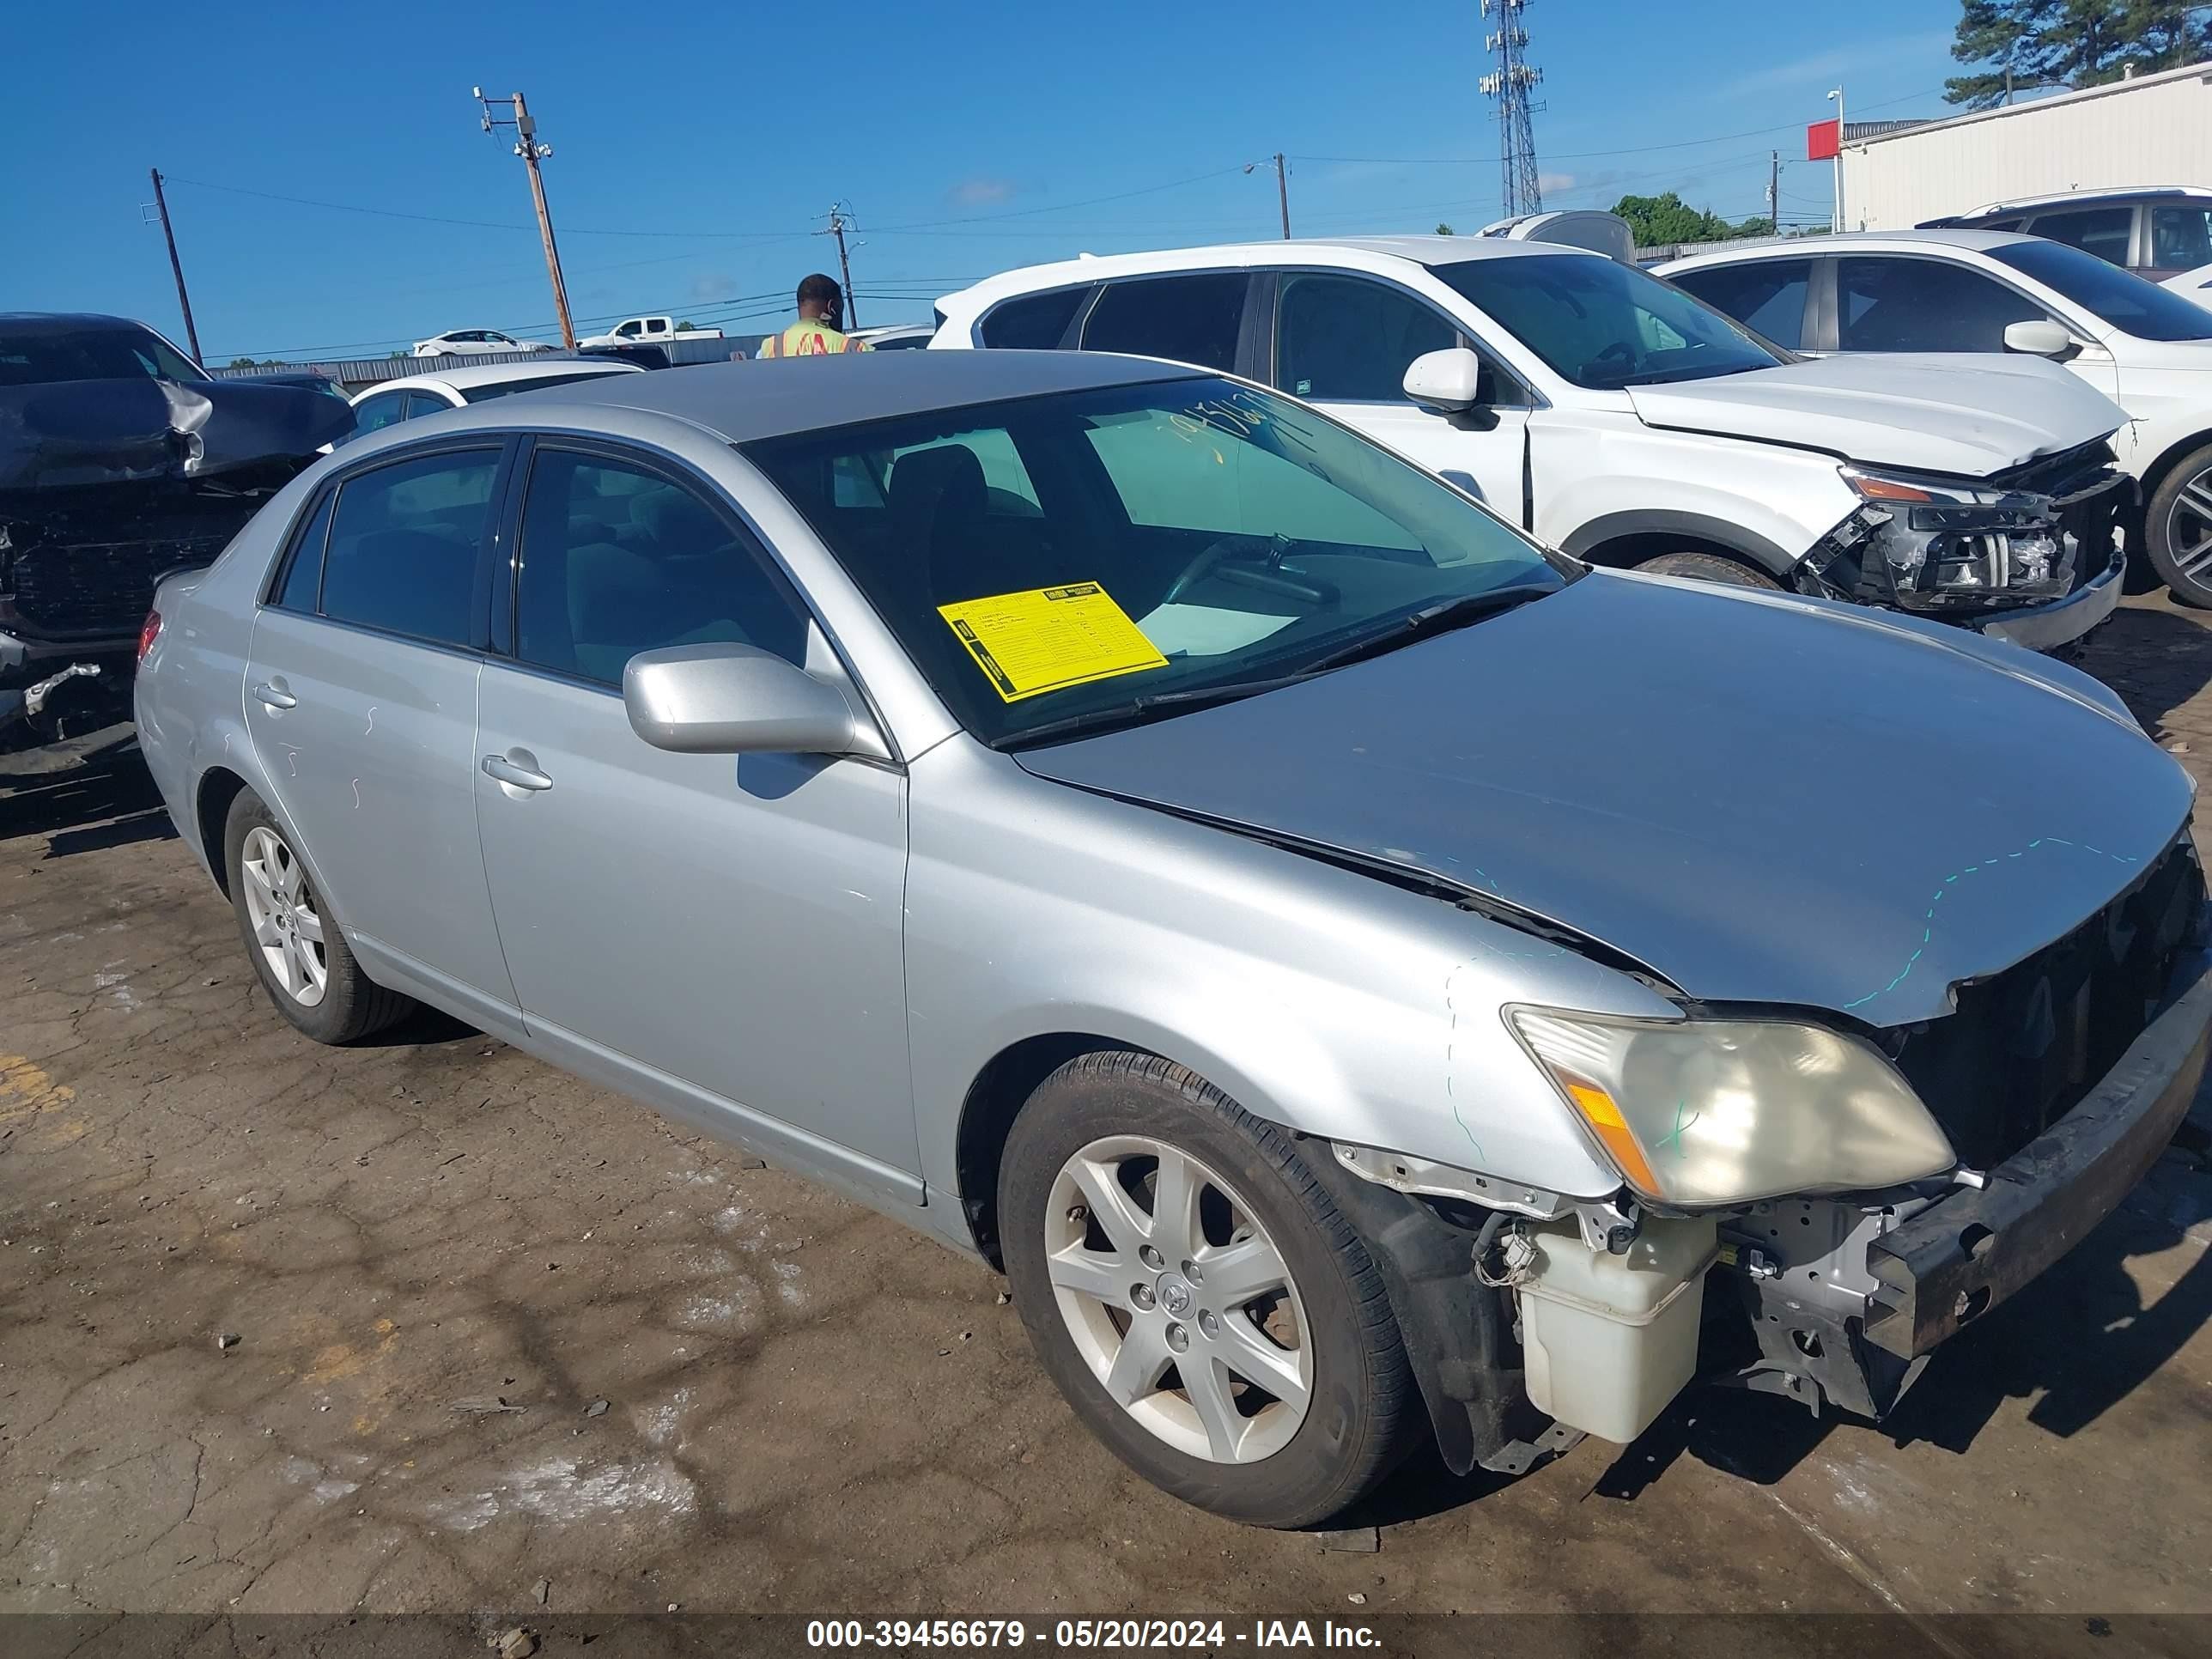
[1159,532,1336,608]
[1589,340,1638,380]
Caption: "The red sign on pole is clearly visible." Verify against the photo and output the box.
[1807,118,1841,161]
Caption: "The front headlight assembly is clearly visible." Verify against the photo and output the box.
[1509,1007,1955,1206]
[1838,465,2067,605]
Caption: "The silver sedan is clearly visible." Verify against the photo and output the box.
[134,351,2212,1526]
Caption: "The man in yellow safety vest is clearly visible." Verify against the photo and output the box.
[757,274,870,357]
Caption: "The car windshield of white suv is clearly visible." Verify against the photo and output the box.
[1431,252,1783,389]
[747,377,1566,747]
[1990,240,2212,343]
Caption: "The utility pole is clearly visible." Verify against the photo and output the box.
[1766,150,1779,232]
[145,169,203,364]
[476,88,576,351]
[1827,85,1847,233]
[1243,156,1292,237]
[821,204,860,329]
[1480,0,1546,218]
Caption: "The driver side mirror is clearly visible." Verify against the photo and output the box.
[623,642,869,756]
[2002,319,2075,360]
[1403,347,1487,412]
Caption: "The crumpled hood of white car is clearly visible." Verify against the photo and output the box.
[1626,352,2126,477]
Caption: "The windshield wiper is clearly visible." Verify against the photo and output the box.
[992,671,1320,751]
[1291,583,1556,676]
[994,584,1555,752]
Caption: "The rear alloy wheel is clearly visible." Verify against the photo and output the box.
[223,789,413,1044]
[2146,442,2212,606]
[1634,549,1783,590]
[1000,1052,1416,1528]
[240,825,329,1009]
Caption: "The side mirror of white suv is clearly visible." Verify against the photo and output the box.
[2002,319,2075,359]
[1404,347,1486,412]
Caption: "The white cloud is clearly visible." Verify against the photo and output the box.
[1537,171,1577,193]
[1722,34,1953,96]
[949,178,1015,207]
[690,272,738,302]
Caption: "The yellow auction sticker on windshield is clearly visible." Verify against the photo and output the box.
[939,582,1169,703]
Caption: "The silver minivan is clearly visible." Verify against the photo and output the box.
[136,352,2212,1526]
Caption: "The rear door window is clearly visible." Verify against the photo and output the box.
[979,287,1091,349]
[1838,256,2047,351]
[402,389,455,420]
[1081,274,1247,372]
[2025,205,2136,266]
[318,449,501,646]
[1666,259,1812,350]
[1273,273,1461,401]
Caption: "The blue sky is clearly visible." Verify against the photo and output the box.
[6,0,1960,362]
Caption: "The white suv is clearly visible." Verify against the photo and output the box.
[933,238,2134,651]
[1661,229,2212,605]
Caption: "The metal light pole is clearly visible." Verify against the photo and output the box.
[476,88,577,351]
[1827,86,1847,233]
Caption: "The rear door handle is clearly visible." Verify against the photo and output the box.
[483,754,553,792]
[252,682,297,710]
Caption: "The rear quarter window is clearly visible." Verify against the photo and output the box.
[979,287,1092,349]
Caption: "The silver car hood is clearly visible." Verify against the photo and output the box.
[1624,354,2124,477]
[1017,574,2191,1026]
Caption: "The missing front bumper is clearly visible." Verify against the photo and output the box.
[1862,950,2212,1360]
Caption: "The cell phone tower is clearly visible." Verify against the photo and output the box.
[1480,0,1546,217]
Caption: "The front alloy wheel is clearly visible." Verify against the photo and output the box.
[239,824,329,1006]
[2146,442,2212,605]
[1047,1135,1311,1464]
[1000,1052,1418,1528]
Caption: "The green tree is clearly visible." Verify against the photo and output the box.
[1611,192,1771,248]
[675,319,699,332]
[1946,0,2210,107]
[1435,222,1455,235]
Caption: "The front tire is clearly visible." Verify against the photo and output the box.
[2144,441,2212,606]
[223,789,412,1043]
[1634,549,1783,590]
[1000,1052,1416,1528]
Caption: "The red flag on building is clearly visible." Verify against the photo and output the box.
[1807,118,1841,161]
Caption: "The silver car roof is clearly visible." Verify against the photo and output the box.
[517,349,1210,443]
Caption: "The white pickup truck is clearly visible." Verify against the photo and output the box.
[933,228,2136,652]
[574,315,723,349]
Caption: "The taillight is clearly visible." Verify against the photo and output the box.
[137,609,163,665]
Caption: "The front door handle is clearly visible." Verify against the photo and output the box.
[252,682,297,710]
[482,754,553,792]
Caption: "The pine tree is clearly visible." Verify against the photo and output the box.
[1947,0,2212,107]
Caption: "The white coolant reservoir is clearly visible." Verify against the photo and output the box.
[1516,1215,1717,1444]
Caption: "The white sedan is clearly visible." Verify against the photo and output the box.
[336,358,647,449]
[411,328,553,358]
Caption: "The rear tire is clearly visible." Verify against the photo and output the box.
[1000,1051,1417,1528]
[223,789,412,1044]
[1634,550,1784,590]
[2144,442,2212,607]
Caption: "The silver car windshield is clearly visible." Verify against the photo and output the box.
[747,377,1565,747]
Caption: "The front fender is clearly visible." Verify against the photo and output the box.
[1533,414,1846,574]
[903,741,1656,1215]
